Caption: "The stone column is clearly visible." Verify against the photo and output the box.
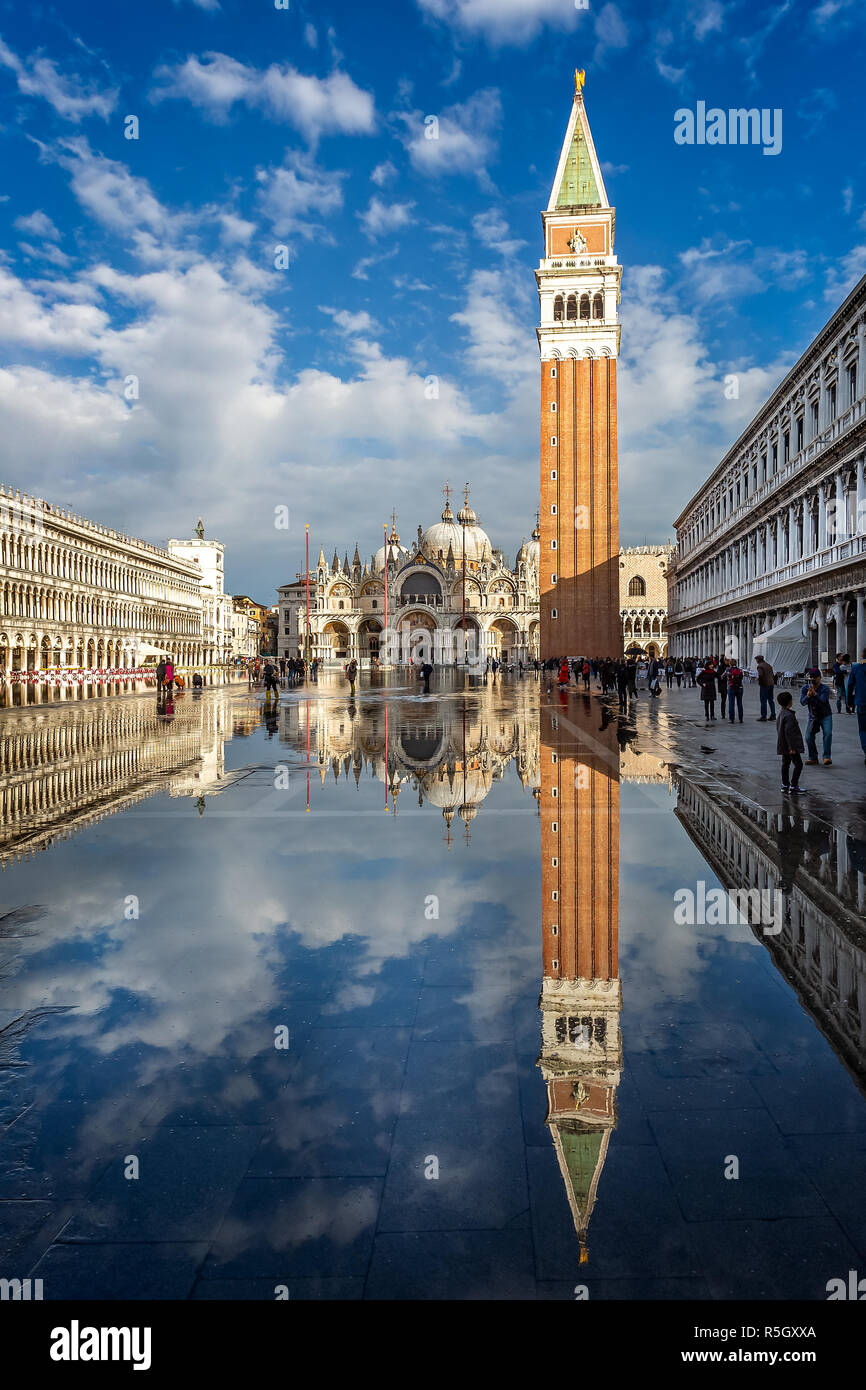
[856,457,866,537]
[818,486,827,551]
[816,600,828,669]
[836,470,847,542]
[856,592,866,662]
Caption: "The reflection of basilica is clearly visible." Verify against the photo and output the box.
[276,681,541,841]
[676,774,866,1092]
[0,695,229,864]
[538,694,621,1262]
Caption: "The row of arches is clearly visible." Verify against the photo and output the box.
[0,631,205,672]
[553,292,604,323]
[1,582,200,637]
[0,532,198,605]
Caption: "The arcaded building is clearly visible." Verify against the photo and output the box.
[619,544,674,657]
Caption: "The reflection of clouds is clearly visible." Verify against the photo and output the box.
[620,781,761,1029]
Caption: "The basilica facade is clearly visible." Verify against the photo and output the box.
[278,486,541,667]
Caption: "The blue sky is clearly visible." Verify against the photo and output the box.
[0,0,864,599]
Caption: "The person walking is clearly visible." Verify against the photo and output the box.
[832,655,850,714]
[848,651,866,763]
[777,690,806,794]
[345,657,358,696]
[164,656,174,692]
[557,657,570,687]
[263,660,279,697]
[626,660,638,702]
[419,660,433,694]
[674,658,683,688]
[800,669,833,766]
[156,657,166,695]
[727,663,744,723]
[755,656,776,721]
[697,662,717,720]
[192,671,203,689]
[615,660,629,710]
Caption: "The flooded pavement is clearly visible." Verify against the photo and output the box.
[0,672,865,1299]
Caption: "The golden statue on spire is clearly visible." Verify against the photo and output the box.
[574,68,586,95]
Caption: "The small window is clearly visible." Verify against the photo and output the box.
[550,367,557,378]
[552,889,558,900]
[551,924,558,935]
[551,753,557,763]
[552,959,559,972]
[550,436,557,447]
[552,788,558,799]
[551,608,557,618]
[551,573,557,583]
[551,539,557,550]
[550,469,557,480]
[371,599,377,608]
[552,821,558,832]
[550,402,557,412]
[551,504,557,515]
[551,858,558,867]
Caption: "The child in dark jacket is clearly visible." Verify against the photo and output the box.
[776,691,805,794]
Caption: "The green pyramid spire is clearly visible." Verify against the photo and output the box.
[555,117,602,208]
[558,1126,604,1216]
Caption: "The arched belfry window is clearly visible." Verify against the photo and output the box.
[553,295,564,322]
[566,295,577,322]
[593,292,604,320]
[579,294,591,320]
[628,575,646,597]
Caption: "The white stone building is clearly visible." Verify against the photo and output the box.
[168,521,233,665]
[667,274,866,670]
[0,486,206,672]
[278,487,541,667]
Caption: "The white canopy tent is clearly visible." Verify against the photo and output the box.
[134,642,172,664]
[752,612,810,674]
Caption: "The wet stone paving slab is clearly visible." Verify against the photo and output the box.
[0,670,865,1300]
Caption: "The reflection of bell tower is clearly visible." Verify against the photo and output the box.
[538,694,621,1263]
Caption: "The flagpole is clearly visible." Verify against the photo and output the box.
[305,524,311,665]
[383,522,389,673]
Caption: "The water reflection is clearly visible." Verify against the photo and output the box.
[675,774,866,1094]
[539,694,621,1264]
[0,675,865,1297]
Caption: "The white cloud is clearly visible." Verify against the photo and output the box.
[471,209,525,257]
[593,3,630,64]
[14,209,62,240]
[151,53,376,143]
[304,22,318,48]
[395,90,501,186]
[18,240,71,268]
[219,212,257,244]
[358,196,415,238]
[256,151,346,240]
[371,160,397,187]
[416,0,581,45]
[0,34,116,122]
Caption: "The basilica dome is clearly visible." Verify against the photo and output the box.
[421,497,492,565]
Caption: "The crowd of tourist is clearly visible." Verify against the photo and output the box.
[542,649,866,793]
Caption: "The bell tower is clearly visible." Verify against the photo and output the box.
[538,70,622,657]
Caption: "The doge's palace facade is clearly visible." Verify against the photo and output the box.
[0,485,207,673]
